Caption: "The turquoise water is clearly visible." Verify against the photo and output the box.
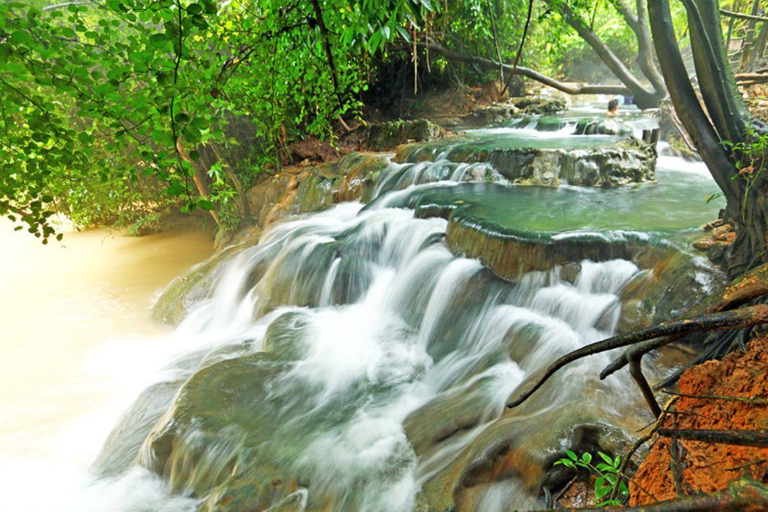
[377,156,723,237]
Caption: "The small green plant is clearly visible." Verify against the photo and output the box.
[554,450,628,507]
[722,126,768,220]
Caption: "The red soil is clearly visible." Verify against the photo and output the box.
[630,335,768,505]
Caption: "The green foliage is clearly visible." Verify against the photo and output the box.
[554,450,629,506]
[1,0,436,240]
[723,125,768,220]
[1,0,219,239]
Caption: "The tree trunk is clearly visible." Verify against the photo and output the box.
[420,41,633,96]
[546,0,665,108]
[647,0,768,277]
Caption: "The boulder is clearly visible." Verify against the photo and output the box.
[574,118,632,136]
[395,138,657,187]
[367,119,444,151]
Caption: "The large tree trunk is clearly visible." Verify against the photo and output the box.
[647,0,768,277]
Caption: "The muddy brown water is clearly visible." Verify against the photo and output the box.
[0,223,212,466]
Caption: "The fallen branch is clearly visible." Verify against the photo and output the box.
[662,390,768,405]
[507,304,768,408]
[736,73,768,85]
[720,9,768,23]
[525,478,768,511]
[420,40,632,96]
[658,428,768,447]
[601,262,768,380]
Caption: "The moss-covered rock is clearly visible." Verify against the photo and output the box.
[510,96,567,115]
[152,243,247,325]
[574,118,632,136]
[619,250,726,332]
[367,119,445,151]
[395,138,657,187]
[139,352,299,507]
[535,116,566,132]
[445,213,654,279]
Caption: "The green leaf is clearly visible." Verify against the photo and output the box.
[10,30,32,44]
[198,199,214,210]
[581,452,592,464]
[594,477,609,499]
[565,450,578,461]
[598,452,614,465]
[166,180,186,196]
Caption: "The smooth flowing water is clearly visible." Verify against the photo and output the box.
[1,112,724,512]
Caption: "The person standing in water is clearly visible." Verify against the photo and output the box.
[605,98,619,117]
[606,98,620,116]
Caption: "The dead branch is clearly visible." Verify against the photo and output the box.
[736,73,768,85]
[601,262,768,380]
[658,428,768,447]
[507,304,768,409]
[662,390,768,405]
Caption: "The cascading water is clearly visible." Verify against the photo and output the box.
[95,204,642,512]
[5,107,725,512]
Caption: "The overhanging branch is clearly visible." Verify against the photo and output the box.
[420,40,631,96]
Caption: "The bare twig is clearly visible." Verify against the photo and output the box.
[500,0,534,97]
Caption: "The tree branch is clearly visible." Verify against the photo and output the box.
[658,428,768,447]
[421,40,632,96]
[720,9,768,23]
[507,304,768,409]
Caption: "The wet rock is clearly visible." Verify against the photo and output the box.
[398,138,657,187]
[414,398,638,512]
[510,96,567,115]
[445,213,649,279]
[292,153,388,213]
[574,118,632,136]
[711,223,734,241]
[535,116,566,132]
[139,352,300,507]
[367,119,444,151]
[152,243,246,325]
[91,379,186,476]
[619,250,726,332]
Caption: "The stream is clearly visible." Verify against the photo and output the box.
[1,108,725,512]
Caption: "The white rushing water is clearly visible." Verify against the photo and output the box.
[2,115,718,512]
[6,203,644,512]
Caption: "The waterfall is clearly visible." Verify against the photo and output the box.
[5,111,724,512]
[80,198,644,511]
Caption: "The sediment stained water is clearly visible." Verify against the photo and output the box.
[0,112,725,511]
[0,224,212,511]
